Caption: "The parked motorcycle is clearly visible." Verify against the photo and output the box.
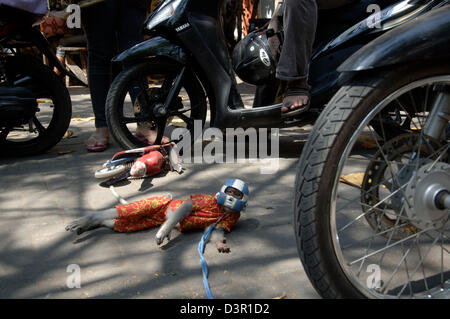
[105,0,445,149]
[0,4,73,156]
[294,4,449,298]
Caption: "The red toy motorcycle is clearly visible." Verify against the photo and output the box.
[94,143,182,184]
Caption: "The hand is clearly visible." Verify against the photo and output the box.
[155,226,171,245]
[215,238,230,253]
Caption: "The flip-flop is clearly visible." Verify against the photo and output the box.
[281,81,311,119]
[85,136,109,152]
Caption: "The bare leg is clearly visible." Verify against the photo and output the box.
[155,200,193,245]
[135,124,170,145]
[65,208,118,235]
[277,0,317,113]
[134,101,170,145]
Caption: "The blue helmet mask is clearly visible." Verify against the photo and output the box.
[215,179,249,212]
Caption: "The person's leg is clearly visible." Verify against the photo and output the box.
[54,45,66,76]
[81,1,117,151]
[276,0,317,113]
[116,4,170,145]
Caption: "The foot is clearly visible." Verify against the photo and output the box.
[135,126,170,145]
[65,214,103,235]
[85,127,109,152]
[281,79,310,114]
[281,94,309,113]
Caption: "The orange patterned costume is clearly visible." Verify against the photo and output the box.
[114,194,240,233]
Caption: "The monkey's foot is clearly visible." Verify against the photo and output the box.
[65,215,102,235]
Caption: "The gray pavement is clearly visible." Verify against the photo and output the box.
[0,84,320,299]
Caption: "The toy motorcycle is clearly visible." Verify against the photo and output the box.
[94,142,182,185]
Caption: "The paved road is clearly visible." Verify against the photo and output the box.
[0,85,320,299]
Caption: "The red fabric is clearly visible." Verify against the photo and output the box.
[40,14,68,36]
[114,196,171,232]
[113,194,240,233]
[178,194,240,233]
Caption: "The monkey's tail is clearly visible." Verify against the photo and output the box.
[109,185,173,205]
[109,185,128,205]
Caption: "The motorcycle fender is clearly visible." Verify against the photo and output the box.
[112,36,186,65]
[338,6,450,72]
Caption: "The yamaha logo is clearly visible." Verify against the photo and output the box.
[259,49,271,67]
[175,23,190,32]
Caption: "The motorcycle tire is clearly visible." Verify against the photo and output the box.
[106,60,207,150]
[294,61,450,298]
[1,56,72,157]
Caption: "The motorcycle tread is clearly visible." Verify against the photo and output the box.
[294,83,376,299]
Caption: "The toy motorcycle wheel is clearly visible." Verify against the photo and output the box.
[95,164,131,179]
[106,59,207,150]
[294,62,450,298]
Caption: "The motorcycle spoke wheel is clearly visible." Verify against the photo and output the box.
[0,56,71,157]
[106,62,207,150]
[3,101,54,142]
[294,63,450,299]
[332,77,450,298]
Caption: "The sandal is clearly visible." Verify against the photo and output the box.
[281,80,311,118]
[85,135,109,152]
[135,131,170,146]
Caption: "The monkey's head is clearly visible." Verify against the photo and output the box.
[216,179,249,213]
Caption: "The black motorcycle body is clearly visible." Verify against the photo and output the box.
[107,0,446,147]
[0,4,73,156]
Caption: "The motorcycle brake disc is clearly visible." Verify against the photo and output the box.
[360,133,442,240]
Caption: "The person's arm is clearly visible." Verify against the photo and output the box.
[155,200,193,245]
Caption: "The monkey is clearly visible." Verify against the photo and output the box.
[65,179,249,253]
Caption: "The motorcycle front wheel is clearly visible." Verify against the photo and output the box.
[0,56,72,157]
[106,59,207,150]
[294,62,450,298]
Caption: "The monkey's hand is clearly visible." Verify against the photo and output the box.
[155,200,193,246]
[155,224,171,245]
[215,238,230,253]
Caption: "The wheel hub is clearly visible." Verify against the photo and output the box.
[361,134,438,239]
[405,162,450,230]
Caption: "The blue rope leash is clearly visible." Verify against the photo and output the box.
[198,214,225,299]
